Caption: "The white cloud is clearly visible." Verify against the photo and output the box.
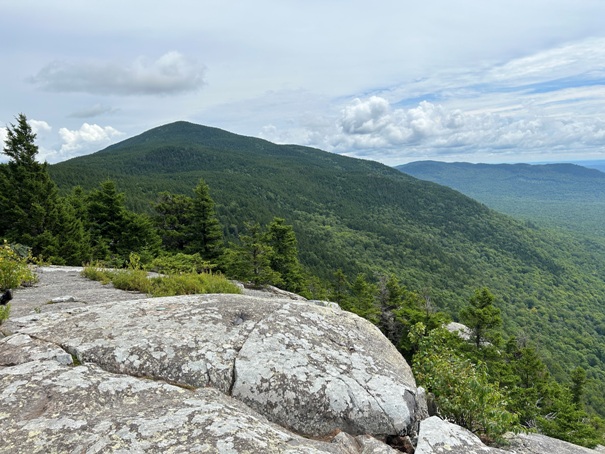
[259,95,605,165]
[29,52,205,96]
[29,119,52,134]
[0,127,7,153]
[59,123,123,154]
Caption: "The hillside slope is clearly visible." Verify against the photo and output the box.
[398,160,605,237]
[51,122,605,409]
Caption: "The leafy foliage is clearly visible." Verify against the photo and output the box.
[0,241,36,290]
[0,304,10,325]
[411,325,517,442]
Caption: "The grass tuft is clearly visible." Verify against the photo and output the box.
[82,264,241,297]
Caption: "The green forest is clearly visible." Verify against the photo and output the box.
[3,116,605,446]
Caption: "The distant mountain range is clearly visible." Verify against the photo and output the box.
[49,122,605,411]
[398,160,605,238]
[560,160,605,173]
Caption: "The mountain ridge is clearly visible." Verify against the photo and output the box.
[398,160,605,236]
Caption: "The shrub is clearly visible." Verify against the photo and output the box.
[149,253,215,274]
[81,262,112,284]
[0,304,10,325]
[0,241,36,290]
[411,325,517,443]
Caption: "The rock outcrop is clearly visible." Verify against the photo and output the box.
[504,432,603,454]
[2,267,603,453]
[1,268,418,453]
[415,416,509,454]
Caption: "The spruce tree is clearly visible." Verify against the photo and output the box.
[153,191,194,251]
[188,179,224,261]
[224,222,281,287]
[86,180,160,262]
[460,287,502,349]
[265,217,305,293]
[0,114,88,263]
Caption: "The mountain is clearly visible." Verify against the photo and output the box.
[50,122,605,411]
[569,160,605,173]
[398,160,605,238]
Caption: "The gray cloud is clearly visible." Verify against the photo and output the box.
[69,104,119,119]
[29,52,205,96]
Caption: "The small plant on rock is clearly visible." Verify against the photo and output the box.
[0,304,10,325]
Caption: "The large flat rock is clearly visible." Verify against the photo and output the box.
[1,268,416,451]
[4,287,418,448]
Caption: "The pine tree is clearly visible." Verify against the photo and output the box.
[377,274,405,345]
[331,269,350,307]
[349,274,380,323]
[188,179,224,261]
[85,180,160,262]
[0,114,88,263]
[460,287,502,349]
[224,222,281,287]
[265,217,305,293]
[153,191,194,251]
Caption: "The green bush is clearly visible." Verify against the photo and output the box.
[0,241,36,290]
[149,253,215,274]
[0,304,10,325]
[80,262,112,284]
[411,325,517,443]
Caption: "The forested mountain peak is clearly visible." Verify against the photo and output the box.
[98,121,271,154]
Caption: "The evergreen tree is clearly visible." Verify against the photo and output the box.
[223,222,281,287]
[330,269,350,307]
[265,217,305,293]
[0,114,87,263]
[460,288,502,349]
[153,191,194,251]
[86,180,160,262]
[377,274,405,346]
[571,366,587,407]
[349,274,380,323]
[188,179,224,261]
[54,198,90,264]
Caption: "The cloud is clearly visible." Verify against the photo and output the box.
[69,104,119,118]
[258,94,605,165]
[360,97,605,162]
[0,127,6,152]
[59,123,123,154]
[29,119,52,134]
[29,52,206,96]
[255,37,605,164]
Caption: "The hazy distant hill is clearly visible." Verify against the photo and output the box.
[398,160,605,238]
[50,122,605,409]
[571,160,605,173]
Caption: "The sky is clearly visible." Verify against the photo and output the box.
[2,1,605,166]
